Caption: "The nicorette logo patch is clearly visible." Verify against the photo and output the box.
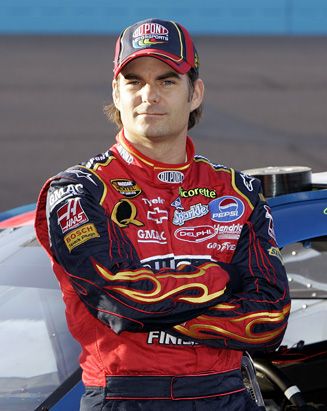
[157,171,184,184]
[209,196,244,223]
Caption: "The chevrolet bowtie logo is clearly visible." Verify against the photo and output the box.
[147,207,168,224]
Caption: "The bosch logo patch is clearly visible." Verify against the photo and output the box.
[157,171,184,184]
[174,225,217,243]
[209,196,244,223]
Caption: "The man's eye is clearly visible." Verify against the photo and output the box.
[162,80,175,86]
[126,80,140,86]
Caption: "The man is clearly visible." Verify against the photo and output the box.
[35,18,290,411]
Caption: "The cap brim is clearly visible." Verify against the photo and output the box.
[114,49,192,79]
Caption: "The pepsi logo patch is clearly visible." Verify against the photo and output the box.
[209,196,245,223]
[57,198,89,233]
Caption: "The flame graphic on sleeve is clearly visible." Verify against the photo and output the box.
[173,304,291,344]
[94,262,228,304]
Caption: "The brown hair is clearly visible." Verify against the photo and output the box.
[103,69,203,130]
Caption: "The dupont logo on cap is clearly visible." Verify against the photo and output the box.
[113,18,199,78]
[132,23,169,48]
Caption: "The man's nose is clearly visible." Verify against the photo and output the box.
[141,84,159,103]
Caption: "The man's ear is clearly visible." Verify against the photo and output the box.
[112,79,120,110]
[190,78,204,111]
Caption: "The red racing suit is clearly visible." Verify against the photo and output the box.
[35,131,290,400]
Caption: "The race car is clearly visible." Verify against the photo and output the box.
[0,167,326,411]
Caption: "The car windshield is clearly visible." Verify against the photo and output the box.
[0,225,80,411]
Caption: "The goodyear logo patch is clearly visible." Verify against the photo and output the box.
[64,223,100,252]
[111,179,142,198]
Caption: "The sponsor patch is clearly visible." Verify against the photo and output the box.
[207,241,236,251]
[142,197,164,206]
[67,169,97,186]
[240,173,255,192]
[84,152,111,169]
[133,23,169,49]
[171,197,184,210]
[215,223,243,240]
[147,330,197,345]
[209,196,245,223]
[173,203,209,226]
[137,229,167,244]
[268,247,284,264]
[264,205,276,241]
[49,184,83,210]
[179,187,216,199]
[147,207,168,224]
[157,170,184,184]
[57,198,88,233]
[111,179,142,198]
[116,144,134,164]
[64,223,99,252]
[174,225,217,243]
[111,199,143,228]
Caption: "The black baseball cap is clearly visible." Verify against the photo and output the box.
[113,18,199,79]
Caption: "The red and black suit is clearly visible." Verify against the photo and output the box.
[35,131,290,410]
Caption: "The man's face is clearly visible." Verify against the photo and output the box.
[112,57,203,144]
